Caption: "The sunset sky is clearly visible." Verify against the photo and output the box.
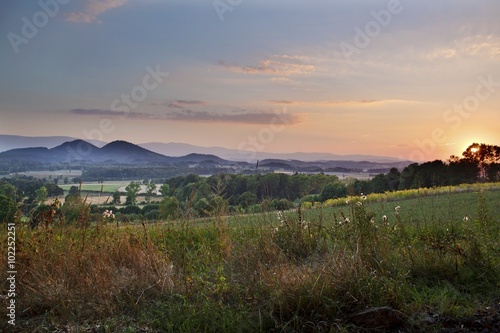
[1,0,499,161]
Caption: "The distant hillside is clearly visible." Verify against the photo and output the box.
[0,135,410,164]
[0,135,105,152]
[0,140,173,164]
[0,139,235,165]
[139,142,408,163]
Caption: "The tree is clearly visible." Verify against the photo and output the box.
[320,182,346,202]
[125,182,141,205]
[0,183,17,199]
[145,181,157,203]
[399,163,419,190]
[62,194,90,225]
[159,183,170,197]
[238,191,257,209]
[385,167,400,191]
[371,174,389,193]
[0,195,16,223]
[447,156,479,184]
[35,186,48,203]
[112,191,121,205]
[194,198,212,217]
[413,160,449,188]
[462,143,500,181]
[68,186,80,197]
[159,196,179,219]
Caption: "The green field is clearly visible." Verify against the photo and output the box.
[1,184,499,332]
[58,183,125,193]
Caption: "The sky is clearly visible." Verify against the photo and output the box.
[0,0,499,162]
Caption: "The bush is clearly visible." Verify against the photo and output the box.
[120,205,142,215]
[142,204,160,215]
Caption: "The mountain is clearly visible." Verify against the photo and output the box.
[97,141,173,163]
[0,140,171,164]
[0,135,409,163]
[139,142,407,163]
[0,139,235,165]
[174,153,229,164]
[0,135,106,153]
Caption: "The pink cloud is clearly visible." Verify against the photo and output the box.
[65,0,128,24]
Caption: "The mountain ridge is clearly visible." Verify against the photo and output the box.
[0,135,411,164]
[0,139,232,165]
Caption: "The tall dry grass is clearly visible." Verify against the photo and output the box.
[1,223,174,329]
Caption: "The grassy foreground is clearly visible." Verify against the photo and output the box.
[1,185,499,332]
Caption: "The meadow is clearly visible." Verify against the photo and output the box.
[1,184,499,332]
[58,183,126,193]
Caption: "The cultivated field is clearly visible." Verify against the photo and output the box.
[1,184,499,332]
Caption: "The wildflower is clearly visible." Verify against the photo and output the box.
[370,218,375,224]
[356,201,363,207]
[395,206,401,212]
[362,195,367,200]
[344,217,350,224]
[382,215,388,222]
[346,199,350,204]
[301,220,309,230]
[463,216,469,222]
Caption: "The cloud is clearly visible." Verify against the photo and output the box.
[424,35,500,60]
[218,55,315,77]
[69,108,301,125]
[65,0,128,23]
[268,99,415,106]
[164,110,300,125]
[175,100,207,105]
[70,108,154,119]
[163,100,208,109]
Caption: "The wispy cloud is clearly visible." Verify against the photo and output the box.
[162,100,208,109]
[69,108,301,125]
[421,34,500,61]
[164,110,300,125]
[218,55,315,78]
[268,99,417,106]
[70,108,153,119]
[65,0,128,23]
